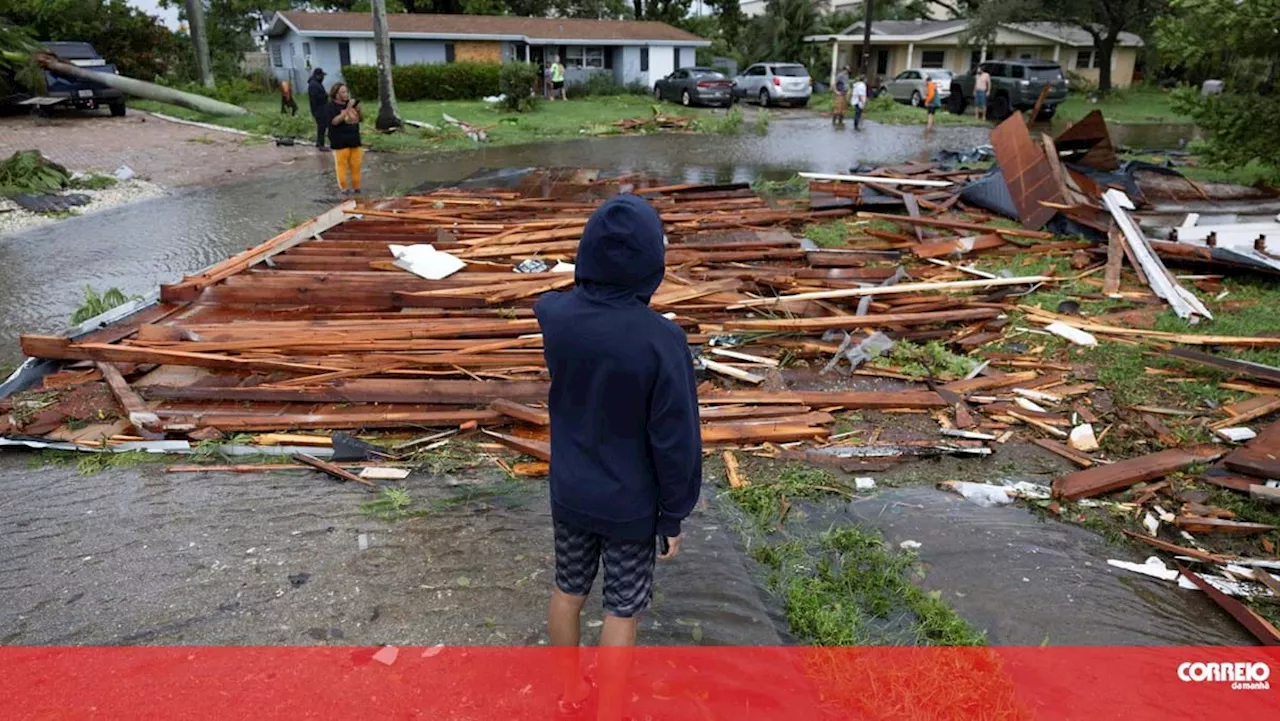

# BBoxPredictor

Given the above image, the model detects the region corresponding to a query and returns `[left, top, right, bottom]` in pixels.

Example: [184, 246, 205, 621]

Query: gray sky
[127, 0, 181, 30]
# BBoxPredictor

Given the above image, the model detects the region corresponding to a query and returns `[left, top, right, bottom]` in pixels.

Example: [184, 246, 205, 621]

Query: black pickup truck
[948, 60, 1068, 121]
[41, 41, 127, 116]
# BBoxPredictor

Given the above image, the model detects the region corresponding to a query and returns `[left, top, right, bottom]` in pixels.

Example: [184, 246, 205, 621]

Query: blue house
[264, 11, 709, 92]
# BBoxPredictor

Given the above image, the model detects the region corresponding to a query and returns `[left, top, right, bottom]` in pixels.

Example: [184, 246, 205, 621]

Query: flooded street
[1, 112, 1249, 649]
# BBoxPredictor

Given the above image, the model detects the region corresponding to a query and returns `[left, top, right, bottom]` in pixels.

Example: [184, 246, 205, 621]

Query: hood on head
[574, 194, 666, 305]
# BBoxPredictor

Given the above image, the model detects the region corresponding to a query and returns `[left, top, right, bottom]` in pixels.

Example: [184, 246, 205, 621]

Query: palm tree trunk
[35, 53, 249, 116]
[371, 0, 402, 131]
[185, 0, 216, 89]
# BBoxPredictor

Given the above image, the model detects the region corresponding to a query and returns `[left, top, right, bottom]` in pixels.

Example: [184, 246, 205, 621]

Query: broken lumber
[482, 429, 552, 462]
[292, 453, 376, 488]
[1052, 446, 1224, 501]
[723, 451, 747, 489]
[489, 398, 550, 426]
[728, 277, 1049, 309]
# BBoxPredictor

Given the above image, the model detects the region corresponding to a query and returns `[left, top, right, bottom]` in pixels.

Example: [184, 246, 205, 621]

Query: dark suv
[948, 60, 1068, 121]
[41, 42, 126, 116]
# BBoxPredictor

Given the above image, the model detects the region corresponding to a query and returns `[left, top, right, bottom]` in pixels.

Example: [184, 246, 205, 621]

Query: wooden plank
[908, 234, 1005, 259]
[702, 359, 765, 385]
[1167, 348, 1280, 387]
[723, 451, 747, 488]
[701, 423, 828, 444]
[1176, 565, 1280, 645]
[727, 277, 1049, 309]
[1031, 438, 1095, 468]
[489, 399, 550, 426]
[482, 429, 551, 461]
[1103, 226, 1124, 294]
[1052, 446, 1225, 501]
[718, 307, 1001, 332]
[1222, 420, 1280, 479]
[142, 379, 549, 405]
[1119, 530, 1232, 564]
[95, 362, 160, 433]
[855, 211, 1054, 240]
[21, 336, 341, 375]
[292, 453, 376, 488]
[1174, 516, 1278, 535]
[699, 390, 945, 409]
[1103, 190, 1212, 321]
[160, 408, 503, 432]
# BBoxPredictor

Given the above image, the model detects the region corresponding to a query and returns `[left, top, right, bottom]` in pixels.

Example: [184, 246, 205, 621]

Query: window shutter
[560, 45, 568, 65]
[445, 42, 455, 63]
[640, 47, 649, 72]
[604, 47, 613, 70]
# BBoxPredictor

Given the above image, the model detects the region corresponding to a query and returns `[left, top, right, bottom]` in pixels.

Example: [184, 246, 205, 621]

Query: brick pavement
[0, 111, 324, 188]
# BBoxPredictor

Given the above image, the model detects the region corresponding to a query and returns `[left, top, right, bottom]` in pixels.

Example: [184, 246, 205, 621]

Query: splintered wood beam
[698, 390, 945, 409]
[717, 307, 1002, 331]
[22, 335, 341, 374]
[292, 453, 377, 488]
[483, 429, 552, 461]
[855, 211, 1055, 239]
[727, 278, 1048, 309]
[142, 379, 550, 405]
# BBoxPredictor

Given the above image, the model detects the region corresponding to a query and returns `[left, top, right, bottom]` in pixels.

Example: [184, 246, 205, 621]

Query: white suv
[732, 63, 812, 108]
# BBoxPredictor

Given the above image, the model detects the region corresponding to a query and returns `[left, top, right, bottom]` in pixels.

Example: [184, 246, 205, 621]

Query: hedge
[342, 63, 501, 102]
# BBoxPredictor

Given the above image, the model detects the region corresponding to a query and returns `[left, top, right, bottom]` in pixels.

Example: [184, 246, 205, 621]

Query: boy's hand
[659, 534, 681, 560]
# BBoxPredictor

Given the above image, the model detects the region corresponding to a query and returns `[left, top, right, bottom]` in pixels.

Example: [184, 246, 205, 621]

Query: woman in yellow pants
[324, 82, 363, 195]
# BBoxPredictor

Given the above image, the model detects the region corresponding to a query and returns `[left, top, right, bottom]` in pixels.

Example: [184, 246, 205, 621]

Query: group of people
[830, 65, 992, 130]
[831, 67, 869, 129]
[278, 67, 364, 196]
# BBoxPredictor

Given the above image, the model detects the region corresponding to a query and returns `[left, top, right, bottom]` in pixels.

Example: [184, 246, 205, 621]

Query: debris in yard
[442, 113, 489, 142]
[358, 467, 411, 481]
[1052, 446, 1225, 501]
[939, 480, 1013, 507]
[723, 451, 747, 489]
[899, 540, 922, 551]
[612, 111, 695, 134]
[292, 453, 377, 489]
[1068, 424, 1099, 452]
[372, 645, 399, 665]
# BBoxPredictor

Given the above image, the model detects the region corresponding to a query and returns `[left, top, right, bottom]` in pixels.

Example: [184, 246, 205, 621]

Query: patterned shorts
[553, 520, 656, 618]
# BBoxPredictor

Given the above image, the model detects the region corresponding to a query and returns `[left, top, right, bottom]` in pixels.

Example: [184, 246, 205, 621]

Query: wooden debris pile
[613, 113, 695, 133]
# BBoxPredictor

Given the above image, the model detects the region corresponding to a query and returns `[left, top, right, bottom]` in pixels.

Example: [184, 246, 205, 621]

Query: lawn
[131, 92, 738, 153]
[1056, 86, 1190, 125]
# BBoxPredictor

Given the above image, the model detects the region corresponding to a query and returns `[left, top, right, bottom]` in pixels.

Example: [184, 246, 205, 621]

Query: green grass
[870, 340, 979, 381]
[70, 286, 137, 325]
[760, 526, 985, 646]
[802, 220, 850, 248]
[1057, 87, 1190, 125]
[1122, 152, 1280, 188]
[731, 464, 852, 526]
[132, 93, 730, 153]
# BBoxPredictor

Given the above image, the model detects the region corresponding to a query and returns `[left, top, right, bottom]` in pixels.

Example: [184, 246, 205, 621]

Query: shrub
[343, 63, 501, 102]
[1065, 70, 1098, 95]
[1171, 87, 1280, 169]
[499, 62, 540, 112]
[566, 73, 650, 98]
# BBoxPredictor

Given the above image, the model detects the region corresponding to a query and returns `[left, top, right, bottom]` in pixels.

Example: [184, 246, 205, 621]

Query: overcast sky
[127, 0, 181, 30]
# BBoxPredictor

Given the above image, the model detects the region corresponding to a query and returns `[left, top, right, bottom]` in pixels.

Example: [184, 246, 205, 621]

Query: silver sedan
[884, 68, 953, 107]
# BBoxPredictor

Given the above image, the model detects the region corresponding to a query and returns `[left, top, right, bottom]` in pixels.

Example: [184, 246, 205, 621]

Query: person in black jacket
[534, 194, 702, 717]
[307, 68, 328, 150]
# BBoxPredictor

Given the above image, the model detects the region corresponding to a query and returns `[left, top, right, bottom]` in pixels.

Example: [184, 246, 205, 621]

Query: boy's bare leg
[549, 588, 591, 702]
[597, 614, 638, 721]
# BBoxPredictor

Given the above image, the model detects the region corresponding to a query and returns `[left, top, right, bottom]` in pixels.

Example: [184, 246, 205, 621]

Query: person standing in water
[832, 66, 849, 125]
[974, 65, 992, 121]
[850, 74, 868, 130]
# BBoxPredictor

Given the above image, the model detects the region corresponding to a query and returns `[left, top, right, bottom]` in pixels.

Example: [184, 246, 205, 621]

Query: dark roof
[274, 11, 706, 44]
[842, 19, 967, 36]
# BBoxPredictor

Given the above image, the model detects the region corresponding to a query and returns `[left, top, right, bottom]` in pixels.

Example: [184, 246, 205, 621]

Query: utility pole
[861, 0, 874, 88]
[370, 0, 402, 130]
[186, 0, 215, 89]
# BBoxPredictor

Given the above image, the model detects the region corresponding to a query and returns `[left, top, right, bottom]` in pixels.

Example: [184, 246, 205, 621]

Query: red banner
[1, 646, 1276, 719]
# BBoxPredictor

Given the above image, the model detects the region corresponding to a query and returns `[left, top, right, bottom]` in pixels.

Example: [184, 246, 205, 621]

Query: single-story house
[263, 11, 709, 92]
[806, 19, 1143, 88]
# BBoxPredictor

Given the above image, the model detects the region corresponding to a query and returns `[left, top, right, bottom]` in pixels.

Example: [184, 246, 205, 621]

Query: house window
[303, 42, 311, 58]
[270, 43, 282, 68]
[969, 49, 982, 70]
[338, 41, 351, 68]
[565, 46, 605, 69]
[640, 47, 649, 72]
[1076, 50, 1101, 69]
[921, 50, 945, 69]
[875, 49, 889, 74]
[445, 42, 455, 63]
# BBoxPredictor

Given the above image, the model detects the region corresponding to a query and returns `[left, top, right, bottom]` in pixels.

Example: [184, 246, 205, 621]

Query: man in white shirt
[850, 75, 868, 130]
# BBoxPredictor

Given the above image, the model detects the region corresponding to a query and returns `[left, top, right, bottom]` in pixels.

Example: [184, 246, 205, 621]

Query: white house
[263, 11, 710, 91]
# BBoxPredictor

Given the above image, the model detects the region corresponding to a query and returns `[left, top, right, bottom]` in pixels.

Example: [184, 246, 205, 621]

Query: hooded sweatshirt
[307, 71, 327, 117]
[534, 194, 702, 542]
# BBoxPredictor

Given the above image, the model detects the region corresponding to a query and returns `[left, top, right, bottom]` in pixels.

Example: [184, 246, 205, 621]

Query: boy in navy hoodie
[534, 193, 702, 715]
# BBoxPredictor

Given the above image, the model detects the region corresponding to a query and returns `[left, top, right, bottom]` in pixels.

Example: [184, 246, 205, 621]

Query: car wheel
[653, 85, 663, 101]
[109, 102, 126, 117]
[681, 90, 691, 107]
[794, 99, 809, 108]
[990, 94, 1011, 121]
[758, 89, 770, 107]
[910, 91, 922, 107]
[947, 86, 967, 114]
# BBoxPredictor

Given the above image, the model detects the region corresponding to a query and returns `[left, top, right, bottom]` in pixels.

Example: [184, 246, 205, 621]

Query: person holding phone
[535, 194, 702, 719]
[325, 82, 363, 195]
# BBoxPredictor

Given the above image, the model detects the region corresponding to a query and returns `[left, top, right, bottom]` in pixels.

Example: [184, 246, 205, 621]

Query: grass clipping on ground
[730, 462, 985, 647]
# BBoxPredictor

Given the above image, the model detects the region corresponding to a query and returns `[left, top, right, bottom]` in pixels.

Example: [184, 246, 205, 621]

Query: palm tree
[371, 0, 403, 130]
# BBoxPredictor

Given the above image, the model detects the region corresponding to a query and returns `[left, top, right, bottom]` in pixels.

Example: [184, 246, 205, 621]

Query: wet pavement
[2, 112, 1246, 648]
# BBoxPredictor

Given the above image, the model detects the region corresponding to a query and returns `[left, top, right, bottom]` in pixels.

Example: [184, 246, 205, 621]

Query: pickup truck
[947, 60, 1068, 121]
[41, 41, 127, 117]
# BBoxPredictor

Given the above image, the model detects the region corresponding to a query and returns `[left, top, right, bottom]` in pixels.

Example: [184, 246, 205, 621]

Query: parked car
[883, 68, 953, 107]
[732, 63, 812, 108]
[948, 60, 1068, 121]
[41, 41, 126, 117]
[654, 67, 733, 108]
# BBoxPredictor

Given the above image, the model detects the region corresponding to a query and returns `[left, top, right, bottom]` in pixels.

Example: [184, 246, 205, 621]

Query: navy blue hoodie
[534, 194, 702, 542]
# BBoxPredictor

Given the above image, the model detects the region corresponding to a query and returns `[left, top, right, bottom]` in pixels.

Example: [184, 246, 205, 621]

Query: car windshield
[926, 70, 953, 80]
[1028, 66, 1064, 82]
[772, 66, 808, 77]
[690, 69, 726, 80]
